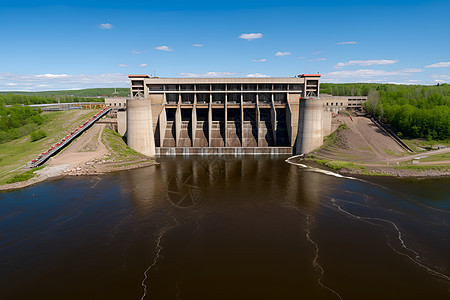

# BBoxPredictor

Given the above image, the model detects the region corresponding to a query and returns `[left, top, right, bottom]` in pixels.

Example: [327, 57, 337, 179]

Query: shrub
[6, 166, 44, 184]
[30, 129, 47, 142]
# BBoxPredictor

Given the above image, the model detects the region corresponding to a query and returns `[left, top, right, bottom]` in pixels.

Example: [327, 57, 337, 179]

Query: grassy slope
[101, 128, 145, 163]
[0, 88, 129, 97]
[0, 109, 101, 185]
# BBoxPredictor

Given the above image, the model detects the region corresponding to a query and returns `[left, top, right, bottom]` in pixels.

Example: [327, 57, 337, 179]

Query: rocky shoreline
[0, 159, 158, 192]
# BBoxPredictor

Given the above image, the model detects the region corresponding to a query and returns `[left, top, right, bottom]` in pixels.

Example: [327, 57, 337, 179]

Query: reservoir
[0, 156, 449, 299]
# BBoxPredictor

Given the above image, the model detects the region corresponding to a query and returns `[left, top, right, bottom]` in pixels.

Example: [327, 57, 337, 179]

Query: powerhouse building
[122, 74, 335, 156]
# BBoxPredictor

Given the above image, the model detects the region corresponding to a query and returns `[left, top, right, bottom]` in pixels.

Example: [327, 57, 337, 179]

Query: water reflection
[0, 156, 448, 300]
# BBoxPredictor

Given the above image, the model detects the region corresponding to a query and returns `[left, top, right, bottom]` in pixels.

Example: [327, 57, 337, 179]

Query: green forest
[321, 83, 450, 140]
[0, 94, 104, 106]
[0, 105, 45, 144]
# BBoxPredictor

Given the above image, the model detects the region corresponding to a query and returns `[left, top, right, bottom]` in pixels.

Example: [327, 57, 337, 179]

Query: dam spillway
[123, 74, 332, 156]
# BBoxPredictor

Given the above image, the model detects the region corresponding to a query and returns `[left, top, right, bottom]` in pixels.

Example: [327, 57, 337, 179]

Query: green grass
[384, 149, 404, 157]
[0, 109, 101, 185]
[418, 152, 450, 162]
[6, 166, 44, 184]
[403, 138, 450, 151]
[339, 123, 349, 130]
[318, 123, 349, 150]
[394, 164, 450, 171]
[313, 157, 392, 175]
[102, 128, 145, 162]
[315, 158, 355, 170]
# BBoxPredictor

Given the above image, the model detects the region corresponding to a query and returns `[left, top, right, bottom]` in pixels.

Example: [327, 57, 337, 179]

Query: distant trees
[0, 94, 104, 106]
[367, 90, 380, 114]
[0, 105, 46, 143]
[321, 83, 450, 140]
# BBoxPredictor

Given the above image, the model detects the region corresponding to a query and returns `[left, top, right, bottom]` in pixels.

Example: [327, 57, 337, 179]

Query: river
[0, 156, 449, 299]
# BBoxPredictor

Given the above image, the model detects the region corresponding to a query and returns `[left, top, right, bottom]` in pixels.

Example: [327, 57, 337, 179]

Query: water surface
[0, 156, 449, 299]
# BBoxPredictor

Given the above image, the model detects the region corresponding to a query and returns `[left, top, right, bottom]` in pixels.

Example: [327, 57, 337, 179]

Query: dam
[118, 74, 336, 156]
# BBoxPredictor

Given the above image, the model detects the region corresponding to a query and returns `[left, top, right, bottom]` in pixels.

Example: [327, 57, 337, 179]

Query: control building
[122, 74, 332, 156]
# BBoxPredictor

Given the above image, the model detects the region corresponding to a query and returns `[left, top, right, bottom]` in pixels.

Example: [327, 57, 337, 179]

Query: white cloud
[0, 72, 129, 91]
[178, 72, 237, 78]
[239, 33, 263, 41]
[246, 73, 270, 78]
[308, 58, 326, 62]
[335, 59, 398, 68]
[336, 41, 357, 45]
[431, 74, 450, 81]
[34, 74, 71, 78]
[424, 62, 450, 68]
[98, 23, 113, 30]
[131, 49, 143, 54]
[399, 68, 423, 73]
[275, 51, 291, 57]
[325, 69, 416, 80]
[139, 64, 147, 67]
[312, 51, 322, 55]
[252, 59, 267, 62]
[118, 64, 128, 67]
[385, 81, 424, 85]
[192, 43, 204, 47]
[154, 45, 173, 51]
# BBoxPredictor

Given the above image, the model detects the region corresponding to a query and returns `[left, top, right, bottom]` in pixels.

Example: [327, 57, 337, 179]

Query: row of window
[148, 84, 303, 92]
[325, 102, 363, 107]
[108, 103, 125, 107]
[166, 93, 288, 104]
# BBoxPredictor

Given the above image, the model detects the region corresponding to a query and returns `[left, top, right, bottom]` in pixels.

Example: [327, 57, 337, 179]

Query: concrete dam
[119, 74, 334, 156]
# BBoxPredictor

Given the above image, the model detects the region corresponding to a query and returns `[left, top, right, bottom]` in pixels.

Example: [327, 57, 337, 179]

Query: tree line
[321, 83, 450, 140]
[0, 105, 45, 144]
[0, 94, 104, 106]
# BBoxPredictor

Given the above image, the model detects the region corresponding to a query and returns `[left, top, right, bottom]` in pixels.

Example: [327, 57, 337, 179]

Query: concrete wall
[156, 147, 292, 156]
[117, 110, 127, 136]
[287, 93, 301, 146]
[126, 100, 155, 157]
[321, 110, 332, 137]
[105, 97, 128, 109]
[319, 95, 367, 112]
[296, 99, 324, 154]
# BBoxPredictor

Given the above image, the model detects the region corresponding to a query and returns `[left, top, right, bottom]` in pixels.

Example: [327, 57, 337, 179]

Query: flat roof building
[122, 74, 356, 156]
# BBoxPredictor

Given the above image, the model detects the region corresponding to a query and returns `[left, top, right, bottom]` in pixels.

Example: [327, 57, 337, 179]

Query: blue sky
[0, 0, 449, 91]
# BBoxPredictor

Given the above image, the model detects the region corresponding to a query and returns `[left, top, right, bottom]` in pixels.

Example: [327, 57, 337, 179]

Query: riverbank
[0, 124, 157, 192]
[308, 114, 450, 177]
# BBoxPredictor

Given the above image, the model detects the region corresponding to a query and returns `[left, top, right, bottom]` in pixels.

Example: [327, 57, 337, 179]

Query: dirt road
[314, 115, 450, 173]
[315, 115, 407, 163]
[49, 124, 107, 167]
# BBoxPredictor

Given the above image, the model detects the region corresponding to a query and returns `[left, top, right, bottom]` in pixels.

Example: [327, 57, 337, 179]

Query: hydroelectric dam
[117, 74, 337, 156]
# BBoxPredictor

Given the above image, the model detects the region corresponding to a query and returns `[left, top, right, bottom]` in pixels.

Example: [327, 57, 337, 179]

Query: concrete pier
[126, 100, 155, 156]
[296, 98, 327, 154]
